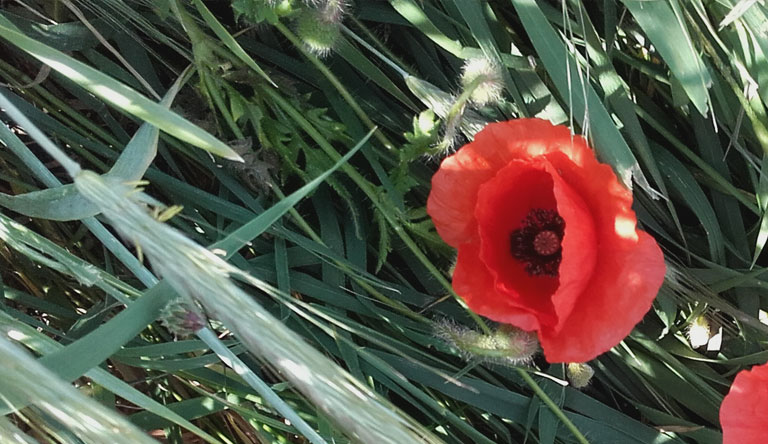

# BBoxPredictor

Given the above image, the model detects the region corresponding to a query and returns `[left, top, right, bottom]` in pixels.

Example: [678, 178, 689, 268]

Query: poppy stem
[517, 368, 590, 444]
[274, 21, 395, 151]
[262, 86, 493, 335]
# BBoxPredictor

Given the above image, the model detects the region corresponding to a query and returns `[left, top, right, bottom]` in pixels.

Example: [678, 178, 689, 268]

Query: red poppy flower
[427, 118, 665, 363]
[720, 362, 768, 443]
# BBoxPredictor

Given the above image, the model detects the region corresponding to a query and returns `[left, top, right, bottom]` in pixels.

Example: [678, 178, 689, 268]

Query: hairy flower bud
[294, 0, 347, 56]
[435, 320, 538, 365]
[160, 299, 206, 338]
[460, 57, 503, 106]
[567, 362, 595, 389]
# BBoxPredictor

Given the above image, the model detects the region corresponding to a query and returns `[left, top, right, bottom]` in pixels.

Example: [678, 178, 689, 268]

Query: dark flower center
[510, 209, 565, 277]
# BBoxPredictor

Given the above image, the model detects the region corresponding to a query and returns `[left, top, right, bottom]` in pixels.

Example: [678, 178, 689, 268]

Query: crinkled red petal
[538, 152, 665, 362]
[427, 119, 582, 248]
[453, 242, 541, 331]
[473, 158, 596, 331]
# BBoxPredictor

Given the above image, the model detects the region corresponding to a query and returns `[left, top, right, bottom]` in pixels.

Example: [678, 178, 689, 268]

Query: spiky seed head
[461, 57, 503, 106]
[435, 320, 539, 365]
[295, 0, 347, 57]
[295, 9, 341, 56]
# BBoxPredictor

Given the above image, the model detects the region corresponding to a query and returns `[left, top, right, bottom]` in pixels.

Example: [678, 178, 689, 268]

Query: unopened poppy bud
[160, 299, 206, 338]
[687, 315, 711, 349]
[460, 57, 503, 106]
[567, 362, 594, 389]
[435, 320, 538, 365]
[294, 1, 346, 56]
[315, 0, 347, 23]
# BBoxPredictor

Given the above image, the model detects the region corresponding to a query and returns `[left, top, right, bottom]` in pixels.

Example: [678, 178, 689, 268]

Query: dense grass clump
[0, 1, 766, 443]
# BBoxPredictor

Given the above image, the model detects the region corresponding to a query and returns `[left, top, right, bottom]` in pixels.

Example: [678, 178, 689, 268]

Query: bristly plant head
[160, 298, 207, 338]
[293, 0, 348, 56]
[567, 362, 595, 389]
[435, 318, 539, 365]
[460, 57, 504, 107]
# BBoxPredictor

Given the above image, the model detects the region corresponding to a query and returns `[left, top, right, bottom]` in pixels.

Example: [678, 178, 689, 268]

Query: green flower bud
[295, 5, 343, 56]
[435, 320, 538, 365]
[160, 299, 206, 338]
[567, 362, 594, 389]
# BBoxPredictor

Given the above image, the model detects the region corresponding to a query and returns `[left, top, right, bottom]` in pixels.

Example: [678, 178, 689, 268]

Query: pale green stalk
[0, 337, 158, 444]
[74, 170, 445, 444]
[196, 328, 328, 444]
[0, 416, 39, 444]
[517, 369, 590, 444]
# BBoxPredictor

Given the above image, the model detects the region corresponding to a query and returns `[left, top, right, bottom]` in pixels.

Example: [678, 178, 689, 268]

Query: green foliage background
[0, 0, 766, 443]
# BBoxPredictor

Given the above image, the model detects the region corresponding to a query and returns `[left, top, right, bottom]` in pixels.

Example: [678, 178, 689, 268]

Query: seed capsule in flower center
[533, 230, 560, 256]
[510, 209, 565, 277]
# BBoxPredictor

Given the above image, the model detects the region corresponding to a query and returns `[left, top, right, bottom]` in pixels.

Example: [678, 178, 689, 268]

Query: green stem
[274, 21, 395, 150]
[197, 328, 328, 444]
[262, 85, 491, 334]
[342, 22, 411, 78]
[516, 369, 590, 444]
[203, 72, 243, 138]
[269, 186, 430, 324]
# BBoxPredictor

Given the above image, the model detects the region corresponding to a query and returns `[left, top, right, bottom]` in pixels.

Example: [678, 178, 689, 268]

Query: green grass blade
[0, 68, 188, 220]
[510, 0, 650, 191]
[0, 14, 240, 160]
[213, 128, 374, 256]
[191, 0, 274, 86]
[622, 0, 712, 114]
[0, 336, 159, 444]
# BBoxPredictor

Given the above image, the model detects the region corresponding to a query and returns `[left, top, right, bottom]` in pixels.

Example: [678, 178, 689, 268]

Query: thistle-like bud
[566, 362, 594, 389]
[460, 57, 504, 107]
[160, 299, 206, 338]
[294, 0, 347, 56]
[687, 315, 711, 349]
[435, 320, 538, 365]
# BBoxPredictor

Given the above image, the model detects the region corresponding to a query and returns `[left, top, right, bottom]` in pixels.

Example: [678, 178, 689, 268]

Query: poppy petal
[481, 118, 593, 166]
[720, 362, 768, 444]
[473, 158, 596, 330]
[427, 128, 504, 248]
[539, 231, 664, 362]
[538, 154, 665, 362]
[453, 243, 541, 331]
[428, 118, 590, 248]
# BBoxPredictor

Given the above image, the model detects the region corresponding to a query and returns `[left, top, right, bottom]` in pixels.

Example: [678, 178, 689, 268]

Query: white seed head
[461, 57, 504, 106]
